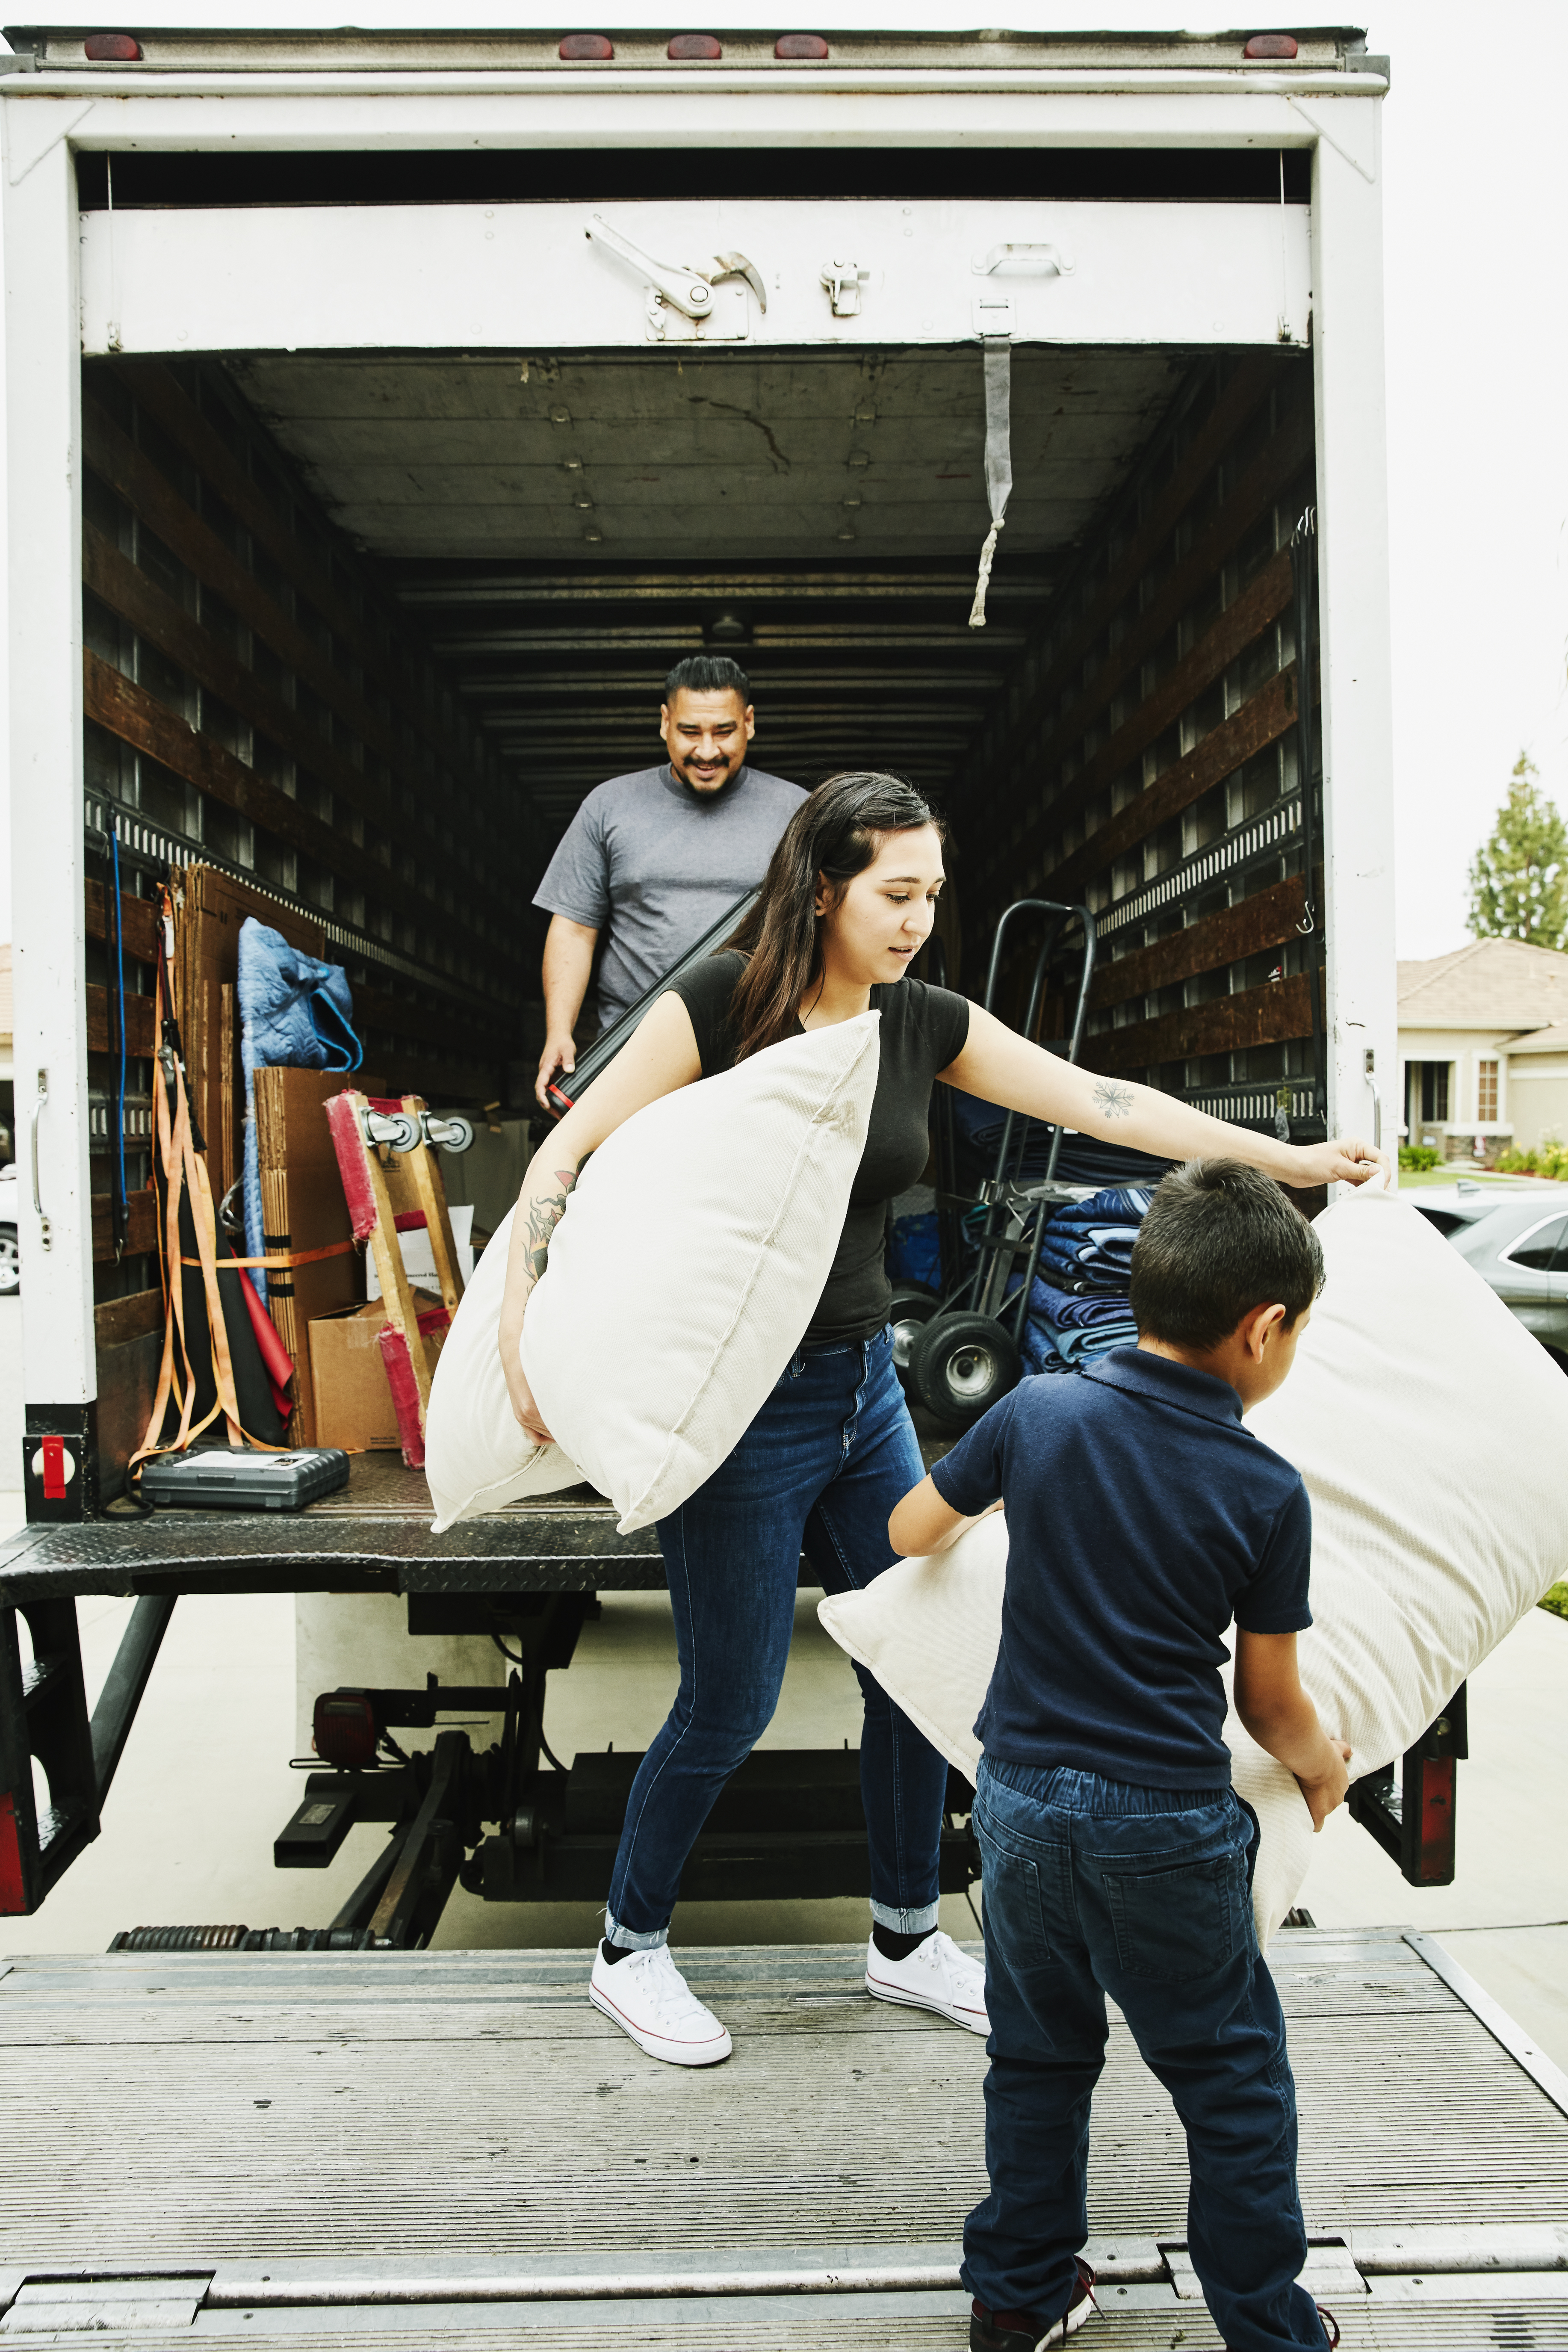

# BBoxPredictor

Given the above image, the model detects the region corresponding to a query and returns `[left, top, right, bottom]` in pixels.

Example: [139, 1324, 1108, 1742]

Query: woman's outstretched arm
[940, 1003, 1391, 1192]
[499, 991, 702, 1438]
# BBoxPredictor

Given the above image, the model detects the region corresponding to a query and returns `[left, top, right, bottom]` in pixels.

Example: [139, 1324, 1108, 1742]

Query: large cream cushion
[819, 1185, 1568, 1945]
[427, 1012, 881, 1536]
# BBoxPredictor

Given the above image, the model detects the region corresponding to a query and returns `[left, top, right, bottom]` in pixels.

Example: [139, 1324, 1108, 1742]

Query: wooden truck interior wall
[961, 351, 1323, 1135]
[80, 358, 531, 1474]
[76, 337, 1322, 1484]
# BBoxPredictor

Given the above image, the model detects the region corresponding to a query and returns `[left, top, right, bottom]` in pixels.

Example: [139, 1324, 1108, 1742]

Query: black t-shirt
[933, 1350, 1313, 1788]
[666, 951, 971, 1344]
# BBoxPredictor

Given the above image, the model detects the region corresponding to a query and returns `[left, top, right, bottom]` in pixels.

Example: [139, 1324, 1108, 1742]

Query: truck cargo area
[2, 1928, 1566, 2346]
[77, 328, 1323, 1456]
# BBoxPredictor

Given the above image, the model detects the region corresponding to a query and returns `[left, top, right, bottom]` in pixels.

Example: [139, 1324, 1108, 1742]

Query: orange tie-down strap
[180, 1241, 357, 1271]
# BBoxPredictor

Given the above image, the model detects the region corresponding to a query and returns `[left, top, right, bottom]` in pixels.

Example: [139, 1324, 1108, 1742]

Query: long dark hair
[722, 771, 945, 1062]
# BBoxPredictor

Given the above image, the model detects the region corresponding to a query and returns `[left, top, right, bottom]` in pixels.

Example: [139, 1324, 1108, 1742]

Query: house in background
[1398, 937, 1568, 1161]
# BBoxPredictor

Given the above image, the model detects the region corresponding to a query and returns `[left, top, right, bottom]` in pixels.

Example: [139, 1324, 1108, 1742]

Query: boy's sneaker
[970, 2260, 1097, 2349]
[865, 1929, 989, 2034]
[588, 1944, 732, 2067]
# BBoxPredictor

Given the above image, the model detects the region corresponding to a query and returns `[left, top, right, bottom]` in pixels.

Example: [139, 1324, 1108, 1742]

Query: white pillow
[524, 1012, 880, 1533]
[424, 1196, 590, 1531]
[426, 1011, 881, 1535]
[820, 1184, 1568, 1945]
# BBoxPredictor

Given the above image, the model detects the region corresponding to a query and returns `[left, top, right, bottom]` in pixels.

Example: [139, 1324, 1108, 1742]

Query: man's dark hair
[1128, 1158, 1324, 1351]
[664, 653, 751, 701]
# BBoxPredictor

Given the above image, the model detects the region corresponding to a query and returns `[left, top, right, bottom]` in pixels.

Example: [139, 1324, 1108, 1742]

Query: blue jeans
[964, 1758, 1328, 2352]
[605, 1326, 948, 1944]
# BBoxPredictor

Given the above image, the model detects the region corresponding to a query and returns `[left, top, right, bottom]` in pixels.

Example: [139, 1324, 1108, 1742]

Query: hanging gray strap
[969, 336, 1013, 629]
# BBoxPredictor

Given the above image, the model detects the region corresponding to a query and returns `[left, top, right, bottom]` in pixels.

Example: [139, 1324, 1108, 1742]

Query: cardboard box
[309, 1292, 449, 1451]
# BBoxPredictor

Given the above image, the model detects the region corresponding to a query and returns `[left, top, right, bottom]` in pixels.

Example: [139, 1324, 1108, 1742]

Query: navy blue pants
[963, 1758, 1329, 2351]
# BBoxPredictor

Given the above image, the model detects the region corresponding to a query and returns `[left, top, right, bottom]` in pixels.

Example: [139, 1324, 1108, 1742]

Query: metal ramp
[1, 1929, 1565, 2346]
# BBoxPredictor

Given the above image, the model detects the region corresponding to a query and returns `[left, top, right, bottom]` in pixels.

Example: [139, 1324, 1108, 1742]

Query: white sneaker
[589, 1943, 733, 2067]
[865, 1929, 989, 2034]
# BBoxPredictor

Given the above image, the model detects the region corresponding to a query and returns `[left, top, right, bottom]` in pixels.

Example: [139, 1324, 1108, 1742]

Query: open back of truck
[6, 28, 1557, 2344]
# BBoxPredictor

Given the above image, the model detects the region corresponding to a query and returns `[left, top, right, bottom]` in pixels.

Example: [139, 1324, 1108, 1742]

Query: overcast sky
[2, 0, 1562, 961]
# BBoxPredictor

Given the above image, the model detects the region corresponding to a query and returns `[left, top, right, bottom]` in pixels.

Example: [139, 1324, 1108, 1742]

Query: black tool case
[139, 1448, 351, 1512]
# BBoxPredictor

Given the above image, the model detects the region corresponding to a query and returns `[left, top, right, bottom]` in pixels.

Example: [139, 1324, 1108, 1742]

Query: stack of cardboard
[253, 1067, 367, 1446]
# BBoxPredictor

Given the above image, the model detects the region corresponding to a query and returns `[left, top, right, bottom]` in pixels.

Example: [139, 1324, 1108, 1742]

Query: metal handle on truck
[973, 242, 1075, 277]
[1364, 1048, 1382, 1150]
[30, 1067, 52, 1251]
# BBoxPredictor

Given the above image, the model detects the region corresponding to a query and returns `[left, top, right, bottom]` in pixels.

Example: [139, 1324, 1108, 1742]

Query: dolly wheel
[912, 1312, 1022, 1431]
[889, 1282, 942, 1390]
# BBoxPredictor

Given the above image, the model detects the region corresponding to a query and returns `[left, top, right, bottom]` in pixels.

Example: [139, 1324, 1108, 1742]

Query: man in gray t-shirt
[532, 655, 805, 1108]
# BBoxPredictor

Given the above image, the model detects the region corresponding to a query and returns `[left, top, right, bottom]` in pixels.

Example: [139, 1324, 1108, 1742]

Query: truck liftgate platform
[1, 1931, 1566, 2348]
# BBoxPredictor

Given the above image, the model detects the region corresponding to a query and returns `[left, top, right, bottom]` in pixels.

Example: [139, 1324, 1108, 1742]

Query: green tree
[1467, 753, 1568, 949]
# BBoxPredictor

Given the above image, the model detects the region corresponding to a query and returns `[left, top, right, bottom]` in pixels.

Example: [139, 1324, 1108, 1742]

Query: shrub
[1541, 1582, 1568, 1624]
[1497, 1141, 1568, 1180]
[1398, 1145, 1441, 1172]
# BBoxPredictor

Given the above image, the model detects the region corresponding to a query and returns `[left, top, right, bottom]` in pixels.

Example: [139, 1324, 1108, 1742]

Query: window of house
[1477, 1059, 1498, 1122]
[1419, 1062, 1451, 1123]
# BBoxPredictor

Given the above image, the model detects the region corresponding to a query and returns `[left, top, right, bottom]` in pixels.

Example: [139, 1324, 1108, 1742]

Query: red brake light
[84, 32, 143, 60]
[668, 33, 722, 59]
[558, 33, 614, 60]
[313, 1691, 379, 1772]
[775, 33, 829, 59]
[1243, 34, 1299, 59]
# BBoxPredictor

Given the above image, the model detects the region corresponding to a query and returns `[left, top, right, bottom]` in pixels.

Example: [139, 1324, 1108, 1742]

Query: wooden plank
[93, 1288, 165, 1349]
[81, 398, 507, 925]
[85, 650, 442, 938]
[1003, 547, 1296, 885]
[84, 523, 407, 846]
[85, 982, 157, 1058]
[346, 1092, 437, 1425]
[398, 1096, 465, 1311]
[982, 361, 1280, 795]
[1081, 971, 1315, 1076]
[1090, 877, 1309, 1013]
[115, 360, 502, 817]
[83, 875, 161, 964]
[992, 387, 1311, 816]
[92, 1187, 159, 1262]
[218, 981, 239, 1206]
[1044, 666, 1300, 906]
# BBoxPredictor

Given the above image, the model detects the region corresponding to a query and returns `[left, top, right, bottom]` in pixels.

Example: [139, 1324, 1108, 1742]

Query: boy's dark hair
[1128, 1158, 1325, 1351]
[664, 653, 751, 702]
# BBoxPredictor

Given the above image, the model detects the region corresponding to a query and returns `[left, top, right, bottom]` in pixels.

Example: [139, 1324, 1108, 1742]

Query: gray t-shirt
[532, 762, 806, 1032]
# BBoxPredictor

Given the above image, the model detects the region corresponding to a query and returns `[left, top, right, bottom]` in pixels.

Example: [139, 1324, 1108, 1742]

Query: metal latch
[585, 216, 766, 342]
[821, 258, 870, 317]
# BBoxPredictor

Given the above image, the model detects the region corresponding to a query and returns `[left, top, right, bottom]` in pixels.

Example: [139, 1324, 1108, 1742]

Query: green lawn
[1543, 1584, 1568, 1624]
[1397, 1166, 1549, 1190]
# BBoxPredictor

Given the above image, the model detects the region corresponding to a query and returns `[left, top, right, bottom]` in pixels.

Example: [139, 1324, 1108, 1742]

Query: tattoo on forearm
[525, 1169, 577, 1284]
[1093, 1078, 1134, 1121]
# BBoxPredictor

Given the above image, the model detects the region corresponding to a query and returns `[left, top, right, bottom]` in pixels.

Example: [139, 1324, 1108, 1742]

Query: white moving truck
[3, 36, 1568, 2351]
[0, 22, 1419, 1923]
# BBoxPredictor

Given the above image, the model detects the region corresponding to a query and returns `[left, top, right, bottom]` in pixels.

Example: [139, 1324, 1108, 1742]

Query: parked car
[1409, 1180, 1568, 1369]
[0, 1161, 16, 1294]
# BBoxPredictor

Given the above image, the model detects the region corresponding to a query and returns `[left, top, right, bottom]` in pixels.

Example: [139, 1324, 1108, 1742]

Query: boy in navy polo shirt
[889, 1160, 1352, 2352]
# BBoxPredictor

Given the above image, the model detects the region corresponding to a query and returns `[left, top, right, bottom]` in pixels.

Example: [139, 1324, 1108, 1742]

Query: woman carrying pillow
[499, 773, 1388, 2068]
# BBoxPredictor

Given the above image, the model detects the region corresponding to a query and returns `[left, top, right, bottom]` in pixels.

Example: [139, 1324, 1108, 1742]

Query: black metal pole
[91, 1594, 177, 1807]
